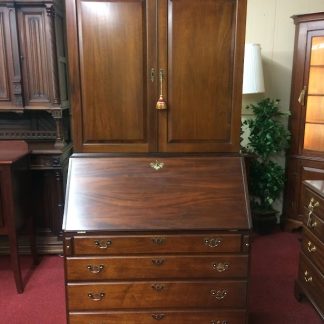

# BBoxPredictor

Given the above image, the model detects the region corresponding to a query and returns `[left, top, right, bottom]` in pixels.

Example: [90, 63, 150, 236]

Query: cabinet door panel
[0, 6, 23, 111]
[158, 0, 246, 152]
[68, 0, 156, 152]
[17, 7, 51, 107]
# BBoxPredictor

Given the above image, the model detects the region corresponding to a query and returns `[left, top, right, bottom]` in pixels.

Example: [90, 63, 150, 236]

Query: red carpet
[0, 232, 322, 323]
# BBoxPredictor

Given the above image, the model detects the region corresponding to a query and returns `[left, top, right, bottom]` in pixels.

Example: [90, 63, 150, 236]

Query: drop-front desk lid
[63, 155, 251, 232]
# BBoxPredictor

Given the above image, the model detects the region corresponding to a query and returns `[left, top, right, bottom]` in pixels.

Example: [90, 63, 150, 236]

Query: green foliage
[242, 98, 291, 212]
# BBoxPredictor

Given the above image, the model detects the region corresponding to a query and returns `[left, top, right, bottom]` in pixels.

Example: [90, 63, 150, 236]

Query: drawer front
[297, 253, 324, 314]
[303, 207, 324, 240]
[67, 281, 247, 311]
[301, 228, 324, 274]
[68, 310, 247, 324]
[304, 188, 324, 221]
[71, 234, 243, 255]
[66, 255, 248, 281]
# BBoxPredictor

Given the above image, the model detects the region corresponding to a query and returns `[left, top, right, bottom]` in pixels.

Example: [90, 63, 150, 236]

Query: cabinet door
[0, 6, 23, 111]
[17, 6, 57, 110]
[158, 0, 246, 152]
[289, 15, 324, 156]
[67, 0, 157, 153]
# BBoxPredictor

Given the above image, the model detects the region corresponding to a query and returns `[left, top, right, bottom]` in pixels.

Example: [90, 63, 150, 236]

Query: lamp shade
[243, 43, 265, 94]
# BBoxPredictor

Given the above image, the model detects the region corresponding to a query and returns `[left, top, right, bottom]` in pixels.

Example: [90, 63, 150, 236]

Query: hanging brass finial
[156, 69, 167, 110]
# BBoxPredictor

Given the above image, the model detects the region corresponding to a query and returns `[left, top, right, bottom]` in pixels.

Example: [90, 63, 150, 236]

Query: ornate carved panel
[17, 7, 51, 106]
[0, 11, 10, 101]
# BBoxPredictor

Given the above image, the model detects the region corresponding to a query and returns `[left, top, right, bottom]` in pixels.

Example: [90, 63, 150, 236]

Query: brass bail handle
[156, 69, 167, 110]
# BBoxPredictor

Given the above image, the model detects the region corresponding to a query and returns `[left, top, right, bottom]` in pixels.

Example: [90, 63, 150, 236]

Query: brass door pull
[298, 86, 307, 106]
[211, 320, 229, 324]
[87, 292, 105, 301]
[94, 240, 112, 249]
[87, 264, 104, 274]
[156, 69, 167, 110]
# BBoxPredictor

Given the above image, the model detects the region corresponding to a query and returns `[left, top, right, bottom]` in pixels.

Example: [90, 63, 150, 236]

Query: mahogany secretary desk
[63, 1, 251, 323]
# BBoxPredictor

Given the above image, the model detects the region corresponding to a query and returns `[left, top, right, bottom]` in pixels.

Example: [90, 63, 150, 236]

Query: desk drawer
[297, 253, 324, 314]
[304, 188, 324, 221]
[71, 234, 243, 255]
[67, 281, 247, 311]
[301, 228, 324, 274]
[69, 310, 246, 324]
[66, 255, 248, 280]
[303, 207, 324, 240]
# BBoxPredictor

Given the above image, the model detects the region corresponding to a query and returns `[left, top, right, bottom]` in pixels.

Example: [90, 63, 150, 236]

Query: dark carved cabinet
[0, 0, 70, 253]
[284, 12, 324, 230]
[67, 0, 246, 153]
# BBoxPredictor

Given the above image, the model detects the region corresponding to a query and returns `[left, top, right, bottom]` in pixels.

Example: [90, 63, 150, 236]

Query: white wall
[243, 0, 324, 114]
[242, 1, 324, 215]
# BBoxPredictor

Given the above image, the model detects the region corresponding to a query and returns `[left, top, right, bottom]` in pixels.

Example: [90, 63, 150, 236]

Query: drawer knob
[204, 238, 222, 248]
[152, 313, 165, 320]
[94, 240, 112, 249]
[304, 270, 313, 283]
[87, 264, 105, 274]
[308, 198, 319, 211]
[152, 259, 165, 266]
[211, 321, 228, 324]
[152, 237, 166, 245]
[210, 289, 228, 300]
[87, 292, 105, 301]
[307, 241, 317, 253]
[212, 262, 229, 272]
[151, 283, 165, 292]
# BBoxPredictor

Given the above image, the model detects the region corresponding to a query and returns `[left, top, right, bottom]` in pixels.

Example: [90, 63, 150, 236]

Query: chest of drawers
[295, 180, 324, 320]
[63, 155, 251, 323]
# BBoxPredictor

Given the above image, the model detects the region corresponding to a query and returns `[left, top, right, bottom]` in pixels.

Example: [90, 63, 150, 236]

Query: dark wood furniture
[284, 12, 324, 230]
[295, 180, 324, 320]
[66, 0, 246, 153]
[63, 155, 251, 323]
[0, 140, 37, 293]
[0, 0, 71, 253]
[64, 0, 250, 322]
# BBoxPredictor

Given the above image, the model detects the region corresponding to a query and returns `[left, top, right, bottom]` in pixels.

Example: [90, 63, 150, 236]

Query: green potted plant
[242, 98, 290, 234]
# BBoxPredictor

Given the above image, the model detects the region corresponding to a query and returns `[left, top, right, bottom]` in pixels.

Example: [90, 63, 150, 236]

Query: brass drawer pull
[152, 313, 165, 320]
[150, 160, 164, 171]
[211, 321, 228, 324]
[87, 264, 104, 274]
[204, 238, 222, 248]
[304, 270, 313, 283]
[151, 283, 165, 292]
[308, 197, 319, 211]
[212, 262, 229, 272]
[152, 237, 166, 245]
[310, 220, 317, 228]
[94, 240, 112, 249]
[210, 289, 228, 300]
[152, 259, 165, 266]
[87, 292, 105, 301]
[307, 241, 317, 253]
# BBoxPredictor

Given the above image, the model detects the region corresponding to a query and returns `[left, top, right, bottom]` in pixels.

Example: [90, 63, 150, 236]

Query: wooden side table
[0, 141, 38, 293]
